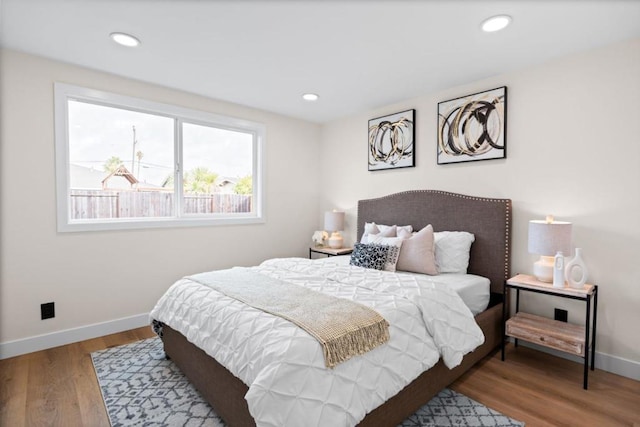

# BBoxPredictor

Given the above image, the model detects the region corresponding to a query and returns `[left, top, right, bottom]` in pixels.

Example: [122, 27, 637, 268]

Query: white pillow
[397, 227, 413, 239]
[364, 234, 404, 272]
[433, 231, 475, 274]
[363, 222, 380, 236]
[360, 222, 396, 243]
[389, 224, 413, 236]
[396, 224, 438, 275]
[360, 222, 413, 242]
[378, 224, 412, 235]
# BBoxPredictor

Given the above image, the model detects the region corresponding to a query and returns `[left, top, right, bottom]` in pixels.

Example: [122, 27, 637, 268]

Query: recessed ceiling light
[481, 15, 512, 32]
[110, 32, 141, 47]
[302, 93, 319, 101]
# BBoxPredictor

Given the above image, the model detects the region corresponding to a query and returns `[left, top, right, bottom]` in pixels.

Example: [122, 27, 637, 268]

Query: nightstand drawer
[506, 312, 585, 356]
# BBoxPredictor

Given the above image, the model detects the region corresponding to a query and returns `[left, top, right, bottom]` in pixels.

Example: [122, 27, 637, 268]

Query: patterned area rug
[91, 338, 524, 427]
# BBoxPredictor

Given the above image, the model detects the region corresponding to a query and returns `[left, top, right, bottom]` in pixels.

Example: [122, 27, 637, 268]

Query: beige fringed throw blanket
[188, 267, 389, 368]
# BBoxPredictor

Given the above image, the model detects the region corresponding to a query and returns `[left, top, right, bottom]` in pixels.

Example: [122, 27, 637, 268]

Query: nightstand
[501, 273, 598, 389]
[309, 246, 353, 259]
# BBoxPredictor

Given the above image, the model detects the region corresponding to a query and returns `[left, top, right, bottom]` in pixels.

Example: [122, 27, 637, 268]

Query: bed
[151, 189, 512, 427]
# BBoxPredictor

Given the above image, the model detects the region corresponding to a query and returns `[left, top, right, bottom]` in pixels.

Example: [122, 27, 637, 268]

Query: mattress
[316, 256, 490, 315]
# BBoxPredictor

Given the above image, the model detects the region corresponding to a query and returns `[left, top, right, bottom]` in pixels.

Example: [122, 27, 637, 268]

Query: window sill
[57, 215, 266, 233]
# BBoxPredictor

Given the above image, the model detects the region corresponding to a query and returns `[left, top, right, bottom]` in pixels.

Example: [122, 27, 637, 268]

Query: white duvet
[150, 257, 485, 427]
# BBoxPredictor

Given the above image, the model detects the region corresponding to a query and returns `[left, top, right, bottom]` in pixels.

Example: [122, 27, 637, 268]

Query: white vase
[553, 251, 565, 288]
[565, 248, 588, 289]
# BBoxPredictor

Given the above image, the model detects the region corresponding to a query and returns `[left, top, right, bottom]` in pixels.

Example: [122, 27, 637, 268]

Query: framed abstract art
[437, 86, 507, 164]
[368, 109, 415, 171]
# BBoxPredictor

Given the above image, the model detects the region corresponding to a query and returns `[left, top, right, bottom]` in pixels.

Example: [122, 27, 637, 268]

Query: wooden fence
[70, 190, 252, 219]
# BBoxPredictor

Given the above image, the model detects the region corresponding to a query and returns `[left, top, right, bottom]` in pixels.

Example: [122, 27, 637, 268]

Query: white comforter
[150, 257, 484, 427]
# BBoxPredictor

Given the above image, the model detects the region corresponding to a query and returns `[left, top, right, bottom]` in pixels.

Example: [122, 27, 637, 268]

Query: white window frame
[54, 83, 265, 232]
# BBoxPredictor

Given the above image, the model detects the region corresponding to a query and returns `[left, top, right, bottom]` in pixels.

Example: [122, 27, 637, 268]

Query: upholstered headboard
[357, 190, 511, 295]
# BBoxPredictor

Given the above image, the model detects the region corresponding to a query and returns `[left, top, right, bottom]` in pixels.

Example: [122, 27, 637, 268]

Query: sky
[68, 100, 253, 187]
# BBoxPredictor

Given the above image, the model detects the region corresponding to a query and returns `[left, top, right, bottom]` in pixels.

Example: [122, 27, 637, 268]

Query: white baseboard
[0, 313, 150, 360]
[3, 317, 638, 383]
[510, 339, 640, 382]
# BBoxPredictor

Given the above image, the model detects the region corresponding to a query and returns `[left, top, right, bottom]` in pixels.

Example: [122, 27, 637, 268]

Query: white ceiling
[2, 1, 640, 123]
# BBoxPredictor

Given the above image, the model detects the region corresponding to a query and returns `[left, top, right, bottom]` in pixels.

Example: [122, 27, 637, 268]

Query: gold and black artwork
[368, 109, 415, 171]
[437, 86, 507, 164]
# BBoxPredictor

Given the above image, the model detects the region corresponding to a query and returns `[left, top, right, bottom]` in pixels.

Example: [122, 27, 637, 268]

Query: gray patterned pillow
[364, 235, 404, 272]
[350, 243, 390, 270]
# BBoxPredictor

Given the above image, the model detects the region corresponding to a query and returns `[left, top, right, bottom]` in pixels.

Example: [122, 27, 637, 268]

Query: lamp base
[328, 232, 343, 249]
[533, 256, 554, 283]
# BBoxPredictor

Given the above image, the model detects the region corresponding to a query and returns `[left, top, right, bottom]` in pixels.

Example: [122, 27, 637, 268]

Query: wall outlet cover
[41, 302, 55, 320]
[554, 308, 568, 322]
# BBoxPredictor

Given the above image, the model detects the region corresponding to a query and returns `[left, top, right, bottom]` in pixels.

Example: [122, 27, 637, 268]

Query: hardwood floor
[1, 327, 639, 426]
[0, 327, 155, 427]
[453, 345, 640, 427]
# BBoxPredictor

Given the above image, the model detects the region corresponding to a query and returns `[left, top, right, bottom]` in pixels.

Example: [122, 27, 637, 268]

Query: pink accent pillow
[396, 224, 438, 275]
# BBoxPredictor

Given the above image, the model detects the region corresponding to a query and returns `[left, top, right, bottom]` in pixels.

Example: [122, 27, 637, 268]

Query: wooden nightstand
[501, 273, 598, 389]
[309, 246, 353, 259]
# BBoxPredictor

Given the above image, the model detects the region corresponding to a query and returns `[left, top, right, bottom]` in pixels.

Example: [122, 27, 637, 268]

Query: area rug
[91, 337, 524, 427]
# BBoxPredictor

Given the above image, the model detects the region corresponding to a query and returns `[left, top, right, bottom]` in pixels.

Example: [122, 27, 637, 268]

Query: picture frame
[437, 86, 507, 165]
[368, 109, 415, 171]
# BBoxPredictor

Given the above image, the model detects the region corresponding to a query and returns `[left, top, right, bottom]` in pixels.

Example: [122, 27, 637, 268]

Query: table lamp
[324, 210, 345, 249]
[528, 215, 572, 283]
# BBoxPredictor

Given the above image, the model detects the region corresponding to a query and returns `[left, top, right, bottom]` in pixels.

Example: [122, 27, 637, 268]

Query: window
[55, 83, 265, 232]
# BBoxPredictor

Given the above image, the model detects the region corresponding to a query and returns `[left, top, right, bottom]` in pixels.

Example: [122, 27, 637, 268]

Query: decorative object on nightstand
[311, 230, 328, 248]
[324, 210, 345, 249]
[553, 251, 565, 288]
[528, 215, 572, 283]
[566, 247, 589, 289]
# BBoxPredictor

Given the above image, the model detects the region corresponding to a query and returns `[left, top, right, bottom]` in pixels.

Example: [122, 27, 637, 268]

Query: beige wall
[319, 38, 640, 366]
[0, 50, 321, 344]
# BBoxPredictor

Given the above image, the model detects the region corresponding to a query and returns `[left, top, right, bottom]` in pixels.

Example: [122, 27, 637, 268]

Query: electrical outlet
[41, 302, 55, 320]
[554, 308, 568, 322]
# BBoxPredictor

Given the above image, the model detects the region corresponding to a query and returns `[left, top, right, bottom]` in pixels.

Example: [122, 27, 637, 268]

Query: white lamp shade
[324, 211, 345, 232]
[528, 220, 572, 256]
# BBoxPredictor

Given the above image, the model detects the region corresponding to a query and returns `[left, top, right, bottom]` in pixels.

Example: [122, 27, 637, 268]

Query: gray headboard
[357, 190, 511, 295]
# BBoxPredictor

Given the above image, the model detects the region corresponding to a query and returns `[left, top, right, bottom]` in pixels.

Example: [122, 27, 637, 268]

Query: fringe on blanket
[322, 319, 390, 368]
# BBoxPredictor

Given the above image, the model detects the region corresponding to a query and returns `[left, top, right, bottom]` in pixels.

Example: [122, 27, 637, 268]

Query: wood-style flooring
[1, 327, 638, 426]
